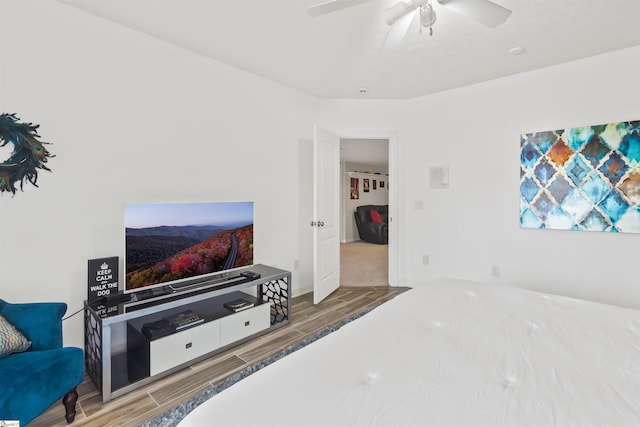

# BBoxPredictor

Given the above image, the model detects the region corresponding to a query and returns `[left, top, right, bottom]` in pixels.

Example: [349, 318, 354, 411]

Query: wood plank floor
[31, 286, 410, 427]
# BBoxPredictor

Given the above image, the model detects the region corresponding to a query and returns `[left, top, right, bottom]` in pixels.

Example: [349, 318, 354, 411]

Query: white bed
[179, 278, 640, 426]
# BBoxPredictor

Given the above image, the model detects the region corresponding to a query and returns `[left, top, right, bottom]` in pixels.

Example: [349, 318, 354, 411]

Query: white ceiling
[59, 0, 640, 100]
[56, 0, 638, 168]
[341, 138, 389, 167]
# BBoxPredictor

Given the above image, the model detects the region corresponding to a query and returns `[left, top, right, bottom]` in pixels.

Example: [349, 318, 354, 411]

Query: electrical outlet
[423, 255, 430, 266]
[491, 265, 500, 277]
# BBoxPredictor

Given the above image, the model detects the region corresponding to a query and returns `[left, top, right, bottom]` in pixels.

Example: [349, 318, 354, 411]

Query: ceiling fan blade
[437, 0, 512, 28]
[307, 0, 372, 17]
[382, 10, 416, 52]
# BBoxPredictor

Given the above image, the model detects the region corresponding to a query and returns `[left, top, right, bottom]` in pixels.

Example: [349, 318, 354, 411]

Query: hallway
[340, 241, 388, 287]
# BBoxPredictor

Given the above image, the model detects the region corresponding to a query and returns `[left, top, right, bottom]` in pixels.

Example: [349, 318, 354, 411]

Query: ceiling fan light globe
[420, 4, 436, 27]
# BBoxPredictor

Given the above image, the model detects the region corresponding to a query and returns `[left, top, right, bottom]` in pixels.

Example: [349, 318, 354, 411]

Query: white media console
[84, 264, 290, 402]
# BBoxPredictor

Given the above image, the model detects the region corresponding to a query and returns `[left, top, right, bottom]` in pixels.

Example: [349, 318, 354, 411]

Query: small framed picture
[350, 177, 359, 199]
[380, 181, 385, 188]
[363, 179, 370, 192]
[373, 180, 377, 190]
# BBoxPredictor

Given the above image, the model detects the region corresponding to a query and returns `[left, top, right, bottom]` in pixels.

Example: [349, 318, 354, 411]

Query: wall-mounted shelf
[346, 171, 388, 177]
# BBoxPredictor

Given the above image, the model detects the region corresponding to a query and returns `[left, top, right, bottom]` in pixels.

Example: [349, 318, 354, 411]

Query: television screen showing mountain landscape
[125, 201, 253, 291]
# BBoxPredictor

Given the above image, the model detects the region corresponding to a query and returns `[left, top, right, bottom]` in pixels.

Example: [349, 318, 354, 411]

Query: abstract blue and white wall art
[520, 120, 640, 233]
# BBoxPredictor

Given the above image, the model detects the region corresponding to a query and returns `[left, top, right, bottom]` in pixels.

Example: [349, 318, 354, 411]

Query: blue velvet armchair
[0, 298, 84, 425]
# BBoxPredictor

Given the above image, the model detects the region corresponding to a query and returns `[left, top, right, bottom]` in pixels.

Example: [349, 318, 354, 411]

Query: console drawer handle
[245, 321, 250, 327]
[185, 342, 192, 349]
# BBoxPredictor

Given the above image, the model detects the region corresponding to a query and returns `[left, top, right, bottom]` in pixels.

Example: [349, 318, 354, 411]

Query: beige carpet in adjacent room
[340, 241, 388, 287]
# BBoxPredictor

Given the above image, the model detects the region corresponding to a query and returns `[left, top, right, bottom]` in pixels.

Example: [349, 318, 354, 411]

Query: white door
[313, 126, 341, 304]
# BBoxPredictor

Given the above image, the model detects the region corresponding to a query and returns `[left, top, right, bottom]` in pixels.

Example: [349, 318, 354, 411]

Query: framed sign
[87, 257, 119, 302]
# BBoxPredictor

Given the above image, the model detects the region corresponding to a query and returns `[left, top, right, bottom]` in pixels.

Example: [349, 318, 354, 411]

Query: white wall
[297, 139, 314, 295]
[319, 46, 640, 309]
[0, 1, 316, 347]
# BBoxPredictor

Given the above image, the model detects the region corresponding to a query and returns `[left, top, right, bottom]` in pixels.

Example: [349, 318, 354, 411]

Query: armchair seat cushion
[0, 347, 84, 424]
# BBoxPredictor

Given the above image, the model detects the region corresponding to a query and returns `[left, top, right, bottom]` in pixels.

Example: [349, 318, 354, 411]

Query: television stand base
[84, 264, 291, 402]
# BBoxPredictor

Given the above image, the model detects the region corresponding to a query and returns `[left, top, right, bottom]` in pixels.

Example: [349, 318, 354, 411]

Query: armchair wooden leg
[62, 387, 79, 423]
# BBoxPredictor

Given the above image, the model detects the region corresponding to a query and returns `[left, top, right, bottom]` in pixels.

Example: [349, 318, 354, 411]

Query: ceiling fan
[308, 0, 512, 42]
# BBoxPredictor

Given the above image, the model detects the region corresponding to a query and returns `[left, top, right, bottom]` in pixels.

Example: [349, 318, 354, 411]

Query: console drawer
[220, 303, 270, 346]
[149, 319, 221, 376]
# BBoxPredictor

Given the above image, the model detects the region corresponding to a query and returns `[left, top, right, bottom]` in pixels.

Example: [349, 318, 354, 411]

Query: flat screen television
[124, 201, 254, 293]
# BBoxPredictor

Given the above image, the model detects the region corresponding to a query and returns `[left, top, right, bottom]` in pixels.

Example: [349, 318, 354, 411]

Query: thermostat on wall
[429, 165, 449, 189]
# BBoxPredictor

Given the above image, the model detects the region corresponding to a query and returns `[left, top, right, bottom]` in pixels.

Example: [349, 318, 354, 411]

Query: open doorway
[339, 138, 389, 287]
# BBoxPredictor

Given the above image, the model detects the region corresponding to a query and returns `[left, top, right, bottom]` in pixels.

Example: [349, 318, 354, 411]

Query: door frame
[316, 129, 399, 286]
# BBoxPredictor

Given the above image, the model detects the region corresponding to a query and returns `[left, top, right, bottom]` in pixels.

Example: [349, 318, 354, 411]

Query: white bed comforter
[179, 278, 640, 426]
